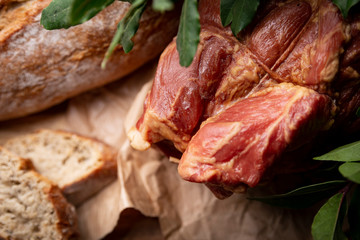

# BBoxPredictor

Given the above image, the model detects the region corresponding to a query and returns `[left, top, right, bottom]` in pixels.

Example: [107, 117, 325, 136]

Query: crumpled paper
[0, 60, 316, 240]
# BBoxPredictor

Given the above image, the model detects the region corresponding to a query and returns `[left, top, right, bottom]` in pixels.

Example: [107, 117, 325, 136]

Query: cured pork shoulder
[129, 0, 360, 197]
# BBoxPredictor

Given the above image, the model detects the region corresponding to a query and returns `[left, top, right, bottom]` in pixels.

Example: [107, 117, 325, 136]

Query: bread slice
[0, 147, 78, 240]
[4, 129, 117, 206]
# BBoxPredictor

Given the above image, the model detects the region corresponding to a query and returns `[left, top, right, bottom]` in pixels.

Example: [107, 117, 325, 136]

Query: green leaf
[176, 0, 200, 67]
[220, 0, 235, 27]
[248, 180, 347, 209]
[102, 0, 147, 68]
[348, 185, 360, 240]
[339, 162, 360, 183]
[40, 0, 116, 29]
[230, 0, 259, 35]
[220, 0, 260, 34]
[314, 141, 360, 162]
[332, 0, 360, 18]
[311, 192, 348, 240]
[40, 0, 74, 29]
[152, 0, 175, 12]
[119, 0, 147, 52]
[356, 107, 360, 117]
[69, 0, 115, 25]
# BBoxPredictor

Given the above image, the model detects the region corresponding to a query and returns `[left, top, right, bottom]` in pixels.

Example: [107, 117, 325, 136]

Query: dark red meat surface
[129, 0, 360, 197]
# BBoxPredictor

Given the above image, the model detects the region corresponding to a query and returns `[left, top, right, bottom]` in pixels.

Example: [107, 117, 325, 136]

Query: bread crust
[0, 0, 180, 121]
[51, 129, 118, 206]
[47, 185, 79, 239]
[0, 147, 78, 240]
[4, 129, 119, 206]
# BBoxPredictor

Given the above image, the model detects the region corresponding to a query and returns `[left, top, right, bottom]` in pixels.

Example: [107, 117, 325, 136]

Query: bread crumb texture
[4, 129, 117, 205]
[0, 147, 78, 240]
[5, 129, 111, 188]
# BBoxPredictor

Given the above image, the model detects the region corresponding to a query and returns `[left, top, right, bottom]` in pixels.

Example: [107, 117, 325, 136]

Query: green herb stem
[102, 0, 147, 68]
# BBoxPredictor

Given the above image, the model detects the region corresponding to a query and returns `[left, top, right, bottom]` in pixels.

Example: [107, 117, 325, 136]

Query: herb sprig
[311, 142, 360, 240]
[41, 0, 360, 67]
[40, 0, 175, 67]
[39, 0, 260, 67]
[102, 0, 148, 68]
[249, 141, 360, 240]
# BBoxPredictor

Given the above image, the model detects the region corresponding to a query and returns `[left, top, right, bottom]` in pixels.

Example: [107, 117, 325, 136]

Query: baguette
[4, 129, 117, 206]
[0, 146, 78, 240]
[0, 0, 180, 121]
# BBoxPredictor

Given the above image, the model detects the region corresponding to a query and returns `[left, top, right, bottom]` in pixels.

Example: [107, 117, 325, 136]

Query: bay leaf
[314, 141, 360, 162]
[69, 0, 115, 25]
[152, 0, 175, 12]
[339, 162, 360, 184]
[230, 0, 259, 35]
[220, 0, 235, 27]
[40, 0, 73, 29]
[348, 185, 360, 240]
[332, 0, 360, 18]
[176, 0, 200, 67]
[248, 180, 346, 209]
[311, 192, 347, 240]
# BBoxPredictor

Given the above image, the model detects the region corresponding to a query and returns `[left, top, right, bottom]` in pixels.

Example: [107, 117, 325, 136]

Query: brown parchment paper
[0, 60, 316, 240]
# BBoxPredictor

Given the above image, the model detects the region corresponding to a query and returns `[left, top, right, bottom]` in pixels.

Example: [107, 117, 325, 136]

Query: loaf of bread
[0, 146, 78, 240]
[0, 0, 180, 121]
[4, 129, 117, 206]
